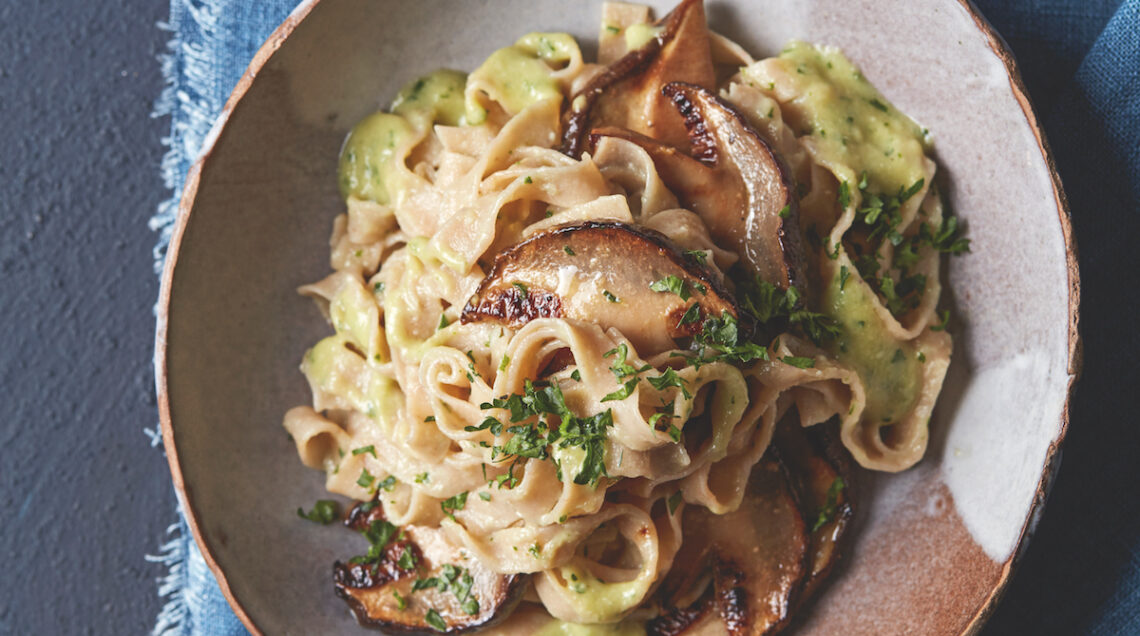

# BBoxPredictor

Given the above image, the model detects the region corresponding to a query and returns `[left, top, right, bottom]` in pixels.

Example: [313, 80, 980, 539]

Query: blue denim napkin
[149, 0, 1140, 633]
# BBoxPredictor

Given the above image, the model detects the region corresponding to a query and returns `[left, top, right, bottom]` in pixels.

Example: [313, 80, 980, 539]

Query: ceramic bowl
[156, 0, 1079, 633]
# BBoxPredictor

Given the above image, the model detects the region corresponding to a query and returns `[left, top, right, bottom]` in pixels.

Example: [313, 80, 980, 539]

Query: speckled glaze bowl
[156, 0, 1080, 633]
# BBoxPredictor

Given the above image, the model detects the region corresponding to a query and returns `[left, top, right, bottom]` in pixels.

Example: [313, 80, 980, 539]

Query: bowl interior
[159, 0, 1076, 633]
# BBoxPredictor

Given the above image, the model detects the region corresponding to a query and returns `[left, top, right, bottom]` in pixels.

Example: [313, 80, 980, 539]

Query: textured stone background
[0, 0, 1128, 634]
[0, 1, 170, 633]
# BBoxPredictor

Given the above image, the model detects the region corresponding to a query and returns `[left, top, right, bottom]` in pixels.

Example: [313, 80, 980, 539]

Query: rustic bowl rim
[154, 1, 1081, 633]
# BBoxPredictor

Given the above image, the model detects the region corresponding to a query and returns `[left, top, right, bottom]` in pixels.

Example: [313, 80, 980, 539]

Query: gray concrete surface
[0, 0, 171, 633]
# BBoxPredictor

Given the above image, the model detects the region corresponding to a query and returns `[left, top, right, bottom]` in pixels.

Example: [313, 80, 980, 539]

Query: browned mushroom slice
[590, 83, 806, 292]
[650, 453, 810, 635]
[773, 421, 855, 605]
[460, 221, 736, 356]
[562, 0, 715, 158]
[334, 503, 527, 634]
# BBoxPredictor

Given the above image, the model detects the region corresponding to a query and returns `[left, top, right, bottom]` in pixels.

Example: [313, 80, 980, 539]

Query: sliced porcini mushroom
[773, 420, 855, 605]
[334, 502, 527, 634]
[562, 0, 715, 158]
[649, 453, 810, 635]
[589, 83, 806, 292]
[460, 221, 736, 355]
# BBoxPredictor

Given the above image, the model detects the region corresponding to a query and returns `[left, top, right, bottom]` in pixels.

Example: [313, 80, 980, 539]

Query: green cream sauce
[535, 618, 645, 636]
[623, 23, 661, 51]
[338, 69, 468, 203]
[773, 41, 927, 194]
[465, 32, 577, 124]
[826, 275, 918, 423]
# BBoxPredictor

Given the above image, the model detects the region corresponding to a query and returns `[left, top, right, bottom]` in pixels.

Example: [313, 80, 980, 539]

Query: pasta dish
[284, 1, 967, 633]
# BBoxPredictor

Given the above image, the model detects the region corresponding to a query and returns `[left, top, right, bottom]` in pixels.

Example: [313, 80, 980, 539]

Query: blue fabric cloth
[150, 0, 1140, 633]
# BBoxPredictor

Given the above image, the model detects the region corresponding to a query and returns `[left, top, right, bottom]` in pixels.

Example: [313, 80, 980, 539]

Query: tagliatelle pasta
[285, 1, 966, 633]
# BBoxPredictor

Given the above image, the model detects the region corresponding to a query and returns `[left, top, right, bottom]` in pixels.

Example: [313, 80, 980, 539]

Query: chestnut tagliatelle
[285, 0, 966, 633]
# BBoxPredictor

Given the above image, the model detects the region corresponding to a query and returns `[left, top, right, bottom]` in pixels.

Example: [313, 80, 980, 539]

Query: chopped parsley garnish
[512, 281, 528, 296]
[563, 245, 575, 256]
[478, 491, 492, 502]
[570, 369, 582, 382]
[868, 98, 889, 112]
[352, 445, 377, 457]
[378, 475, 398, 492]
[528, 543, 542, 558]
[781, 356, 816, 369]
[778, 204, 791, 219]
[349, 518, 398, 565]
[437, 313, 450, 330]
[677, 302, 701, 327]
[647, 367, 692, 399]
[812, 476, 846, 531]
[734, 277, 839, 346]
[499, 355, 510, 372]
[440, 492, 468, 521]
[397, 544, 418, 570]
[477, 380, 614, 487]
[296, 499, 338, 524]
[602, 377, 640, 402]
[357, 469, 376, 489]
[414, 472, 429, 484]
[649, 275, 690, 300]
[393, 590, 407, 610]
[839, 265, 850, 291]
[930, 309, 951, 331]
[523, 175, 533, 184]
[602, 289, 619, 303]
[684, 249, 708, 264]
[424, 608, 447, 632]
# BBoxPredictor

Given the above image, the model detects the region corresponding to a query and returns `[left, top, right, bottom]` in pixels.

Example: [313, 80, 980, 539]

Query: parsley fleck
[781, 355, 815, 369]
[684, 249, 708, 264]
[352, 445, 377, 458]
[424, 415, 436, 423]
[393, 590, 407, 610]
[602, 377, 639, 402]
[512, 281, 528, 296]
[602, 289, 619, 303]
[930, 309, 951, 331]
[378, 475, 398, 492]
[647, 367, 692, 399]
[812, 476, 846, 531]
[357, 469, 376, 489]
[839, 265, 850, 291]
[437, 313, 450, 330]
[649, 275, 690, 300]
[397, 544, 418, 570]
[479, 491, 491, 502]
[838, 180, 851, 209]
[563, 245, 575, 256]
[528, 543, 542, 558]
[778, 204, 791, 219]
[869, 98, 889, 112]
[523, 175, 533, 184]
[677, 302, 701, 327]
[499, 355, 510, 372]
[296, 499, 338, 524]
[425, 609, 447, 632]
[440, 492, 468, 521]
[570, 369, 582, 382]
[414, 472, 430, 484]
